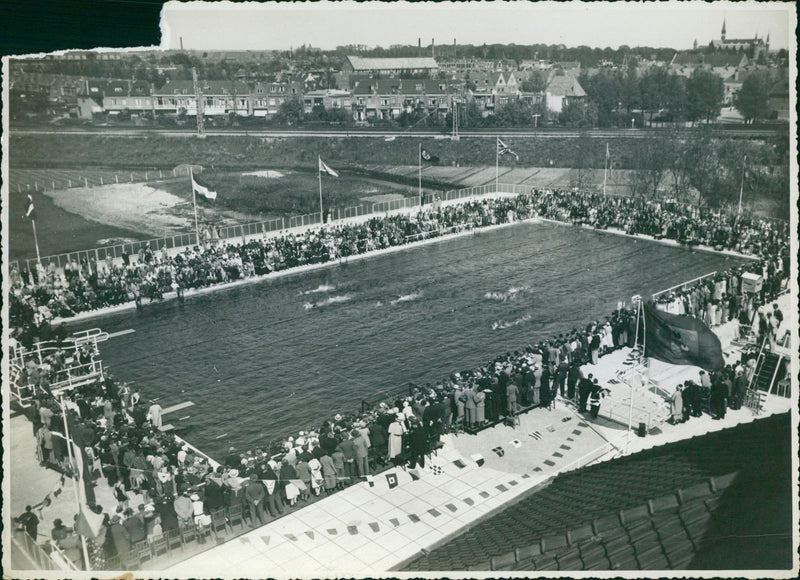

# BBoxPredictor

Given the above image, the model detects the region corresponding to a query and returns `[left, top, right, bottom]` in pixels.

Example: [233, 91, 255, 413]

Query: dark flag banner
[643, 301, 724, 371]
[421, 149, 439, 164]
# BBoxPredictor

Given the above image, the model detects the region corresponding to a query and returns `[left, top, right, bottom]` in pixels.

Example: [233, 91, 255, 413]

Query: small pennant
[389, 518, 400, 527]
[305, 531, 315, 540]
[327, 528, 338, 535]
[492, 446, 505, 457]
[408, 514, 420, 523]
[409, 469, 421, 481]
[479, 491, 490, 498]
[369, 522, 380, 532]
[453, 459, 467, 469]
[546, 424, 555, 432]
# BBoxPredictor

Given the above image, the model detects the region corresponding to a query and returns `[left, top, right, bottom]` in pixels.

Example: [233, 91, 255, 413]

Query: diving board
[161, 401, 195, 415]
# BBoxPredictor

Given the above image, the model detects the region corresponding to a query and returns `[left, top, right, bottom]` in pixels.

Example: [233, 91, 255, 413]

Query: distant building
[544, 70, 586, 114]
[302, 89, 353, 115]
[341, 56, 439, 80]
[669, 52, 749, 78]
[710, 20, 769, 60]
[153, 79, 252, 117]
[350, 78, 452, 122]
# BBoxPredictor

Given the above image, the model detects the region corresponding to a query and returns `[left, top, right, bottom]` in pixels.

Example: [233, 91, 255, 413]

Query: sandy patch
[44, 183, 196, 236]
[242, 170, 286, 179]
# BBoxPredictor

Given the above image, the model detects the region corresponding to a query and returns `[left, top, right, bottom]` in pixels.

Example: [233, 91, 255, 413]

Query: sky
[162, 1, 794, 53]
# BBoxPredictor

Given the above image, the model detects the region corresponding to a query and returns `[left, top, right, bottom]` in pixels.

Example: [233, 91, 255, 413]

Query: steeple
[721, 19, 726, 40]
[693, 39, 698, 50]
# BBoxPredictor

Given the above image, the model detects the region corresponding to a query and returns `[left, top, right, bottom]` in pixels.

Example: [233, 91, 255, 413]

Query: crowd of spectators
[9, 188, 789, 349]
[9, 190, 790, 570]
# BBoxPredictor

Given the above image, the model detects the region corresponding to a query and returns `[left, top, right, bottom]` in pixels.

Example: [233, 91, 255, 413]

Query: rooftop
[345, 56, 439, 71]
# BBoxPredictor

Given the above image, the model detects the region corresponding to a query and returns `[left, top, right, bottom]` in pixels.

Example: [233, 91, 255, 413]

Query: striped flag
[24, 195, 36, 220]
[318, 157, 339, 177]
[497, 138, 519, 160]
[191, 172, 217, 201]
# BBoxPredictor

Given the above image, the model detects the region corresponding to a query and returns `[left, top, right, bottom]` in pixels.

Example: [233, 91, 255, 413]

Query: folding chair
[210, 508, 229, 539]
[179, 523, 197, 547]
[196, 519, 213, 544]
[132, 539, 152, 569]
[227, 504, 245, 531]
[166, 528, 183, 553]
[150, 533, 169, 559]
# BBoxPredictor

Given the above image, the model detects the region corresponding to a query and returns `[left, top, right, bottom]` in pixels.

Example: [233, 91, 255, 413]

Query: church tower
[721, 19, 727, 41]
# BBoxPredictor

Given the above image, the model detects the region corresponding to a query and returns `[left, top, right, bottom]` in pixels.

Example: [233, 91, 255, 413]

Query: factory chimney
[431, 38, 435, 59]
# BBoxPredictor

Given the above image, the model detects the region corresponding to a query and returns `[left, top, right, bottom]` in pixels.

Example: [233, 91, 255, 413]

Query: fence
[10, 181, 515, 274]
[8, 166, 200, 196]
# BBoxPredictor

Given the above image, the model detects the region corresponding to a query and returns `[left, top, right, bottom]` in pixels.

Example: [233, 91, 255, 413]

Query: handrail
[652, 271, 717, 299]
[49, 360, 104, 394]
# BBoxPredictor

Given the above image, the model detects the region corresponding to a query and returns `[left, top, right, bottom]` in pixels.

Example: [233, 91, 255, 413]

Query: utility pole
[192, 67, 205, 138]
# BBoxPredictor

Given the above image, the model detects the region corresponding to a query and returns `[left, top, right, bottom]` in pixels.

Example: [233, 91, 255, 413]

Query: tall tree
[734, 73, 770, 124]
[685, 69, 724, 124]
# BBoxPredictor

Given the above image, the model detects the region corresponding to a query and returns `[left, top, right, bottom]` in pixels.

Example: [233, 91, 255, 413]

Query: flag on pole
[421, 149, 439, 164]
[497, 138, 519, 160]
[318, 157, 339, 177]
[24, 194, 36, 220]
[643, 301, 724, 371]
[191, 173, 217, 201]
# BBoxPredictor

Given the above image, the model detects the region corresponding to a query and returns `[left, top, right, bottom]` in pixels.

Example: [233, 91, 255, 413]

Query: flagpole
[318, 156, 324, 225]
[603, 142, 609, 197]
[736, 155, 746, 223]
[418, 143, 422, 200]
[190, 168, 200, 246]
[495, 136, 499, 193]
[31, 219, 42, 266]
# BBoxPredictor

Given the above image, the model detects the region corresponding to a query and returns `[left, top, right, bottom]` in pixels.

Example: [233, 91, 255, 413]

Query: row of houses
[71, 67, 586, 122]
